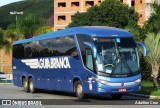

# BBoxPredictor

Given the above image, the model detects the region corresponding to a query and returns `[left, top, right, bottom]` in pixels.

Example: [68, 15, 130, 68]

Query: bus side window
[85, 49, 93, 71]
[63, 36, 79, 59]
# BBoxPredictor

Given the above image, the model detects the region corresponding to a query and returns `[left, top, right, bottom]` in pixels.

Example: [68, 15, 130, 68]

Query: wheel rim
[23, 80, 27, 90]
[77, 84, 82, 96]
[29, 81, 33, 91]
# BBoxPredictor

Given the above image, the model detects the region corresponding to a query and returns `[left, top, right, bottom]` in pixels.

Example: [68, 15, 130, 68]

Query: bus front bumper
[96, 82, 141, 94]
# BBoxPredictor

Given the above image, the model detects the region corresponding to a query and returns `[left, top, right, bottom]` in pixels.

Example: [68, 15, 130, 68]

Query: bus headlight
[134, 78, 141, 83]
[94, 78, 110, 85]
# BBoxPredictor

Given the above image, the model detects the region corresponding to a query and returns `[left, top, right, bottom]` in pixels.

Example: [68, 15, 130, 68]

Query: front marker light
[134, 78, 141, 83]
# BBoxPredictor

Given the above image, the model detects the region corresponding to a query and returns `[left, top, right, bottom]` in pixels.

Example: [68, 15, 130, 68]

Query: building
[0, 49, 12, 74]
[54, 0, 160, 31]
[54, 0, 104, 31]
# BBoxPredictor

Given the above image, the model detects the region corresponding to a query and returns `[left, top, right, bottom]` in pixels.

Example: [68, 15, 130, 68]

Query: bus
[12, 26, 147, 99]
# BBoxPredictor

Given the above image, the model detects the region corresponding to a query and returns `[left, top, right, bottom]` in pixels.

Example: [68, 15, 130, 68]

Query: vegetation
[0, 14, 53, 56]
[144, 3, 160, 34]
[0, 0, 54, 29]
[68, 0, 144, 41]
[5, 23, 24, 44]
[16, 14, 47, 39]
[141, 2, 160, 88]
[68, 0, 139, 28]
[125, 20, 146, 41]
[144, 33, 160, 88]
[138, 81, 160, 96]
[35, 26, 54, 36]
[0, 28, 11, 53]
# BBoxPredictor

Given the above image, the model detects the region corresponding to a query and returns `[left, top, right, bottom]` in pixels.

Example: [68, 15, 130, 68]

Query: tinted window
[63, 36, 78, 59]
[24, 41, 39, 58]
[13, 44, 25, 59]
[117, 38, 136, 48]
[39, 37, 64, 57]
[13, 36, 78, 59]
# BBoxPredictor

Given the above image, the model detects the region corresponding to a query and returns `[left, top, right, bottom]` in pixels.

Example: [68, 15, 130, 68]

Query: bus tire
[111, 94, 122, 100]
[74, 81, 87, 99]
[22, 78, 29, 92]
[29, 78, 37, 93]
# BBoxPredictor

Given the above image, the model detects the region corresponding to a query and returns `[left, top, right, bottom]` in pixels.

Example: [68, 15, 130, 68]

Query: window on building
[71, 15, 74, 19]
[58, 15, 66, 21]
[131, 0, 135, 7]
[71, 2, 80, 7]
[86, 1, 94, 6]
[140, 0, 142, 4]
[58, 2, 66, 7]
[140, 14, 142, 18]
[58, 29, 63, 31]
[98, 0, 101, 4]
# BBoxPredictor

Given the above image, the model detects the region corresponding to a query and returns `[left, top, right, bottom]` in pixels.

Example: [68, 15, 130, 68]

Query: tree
[34, 26, 54, 36]
[125, 20, 146, 42]
[68, 0, 139, 29]
[0, 28, 11, 53]
[5, 23, 24, 44]
[144, 32, 160, 88]
[144, 3, 160, 34]
[18, 14, 46, 39]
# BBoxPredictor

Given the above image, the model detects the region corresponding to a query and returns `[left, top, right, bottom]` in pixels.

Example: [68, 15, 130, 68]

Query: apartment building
[54, 0, 104, 31]
[0, 49, 12, 74]
[54, 0, 160, 31]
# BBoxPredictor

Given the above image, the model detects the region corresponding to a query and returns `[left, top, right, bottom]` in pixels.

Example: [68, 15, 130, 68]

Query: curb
[128, 93, 160, 99]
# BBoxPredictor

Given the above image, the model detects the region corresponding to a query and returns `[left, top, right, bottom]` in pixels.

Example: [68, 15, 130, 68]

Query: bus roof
[13, 26, 133, 45]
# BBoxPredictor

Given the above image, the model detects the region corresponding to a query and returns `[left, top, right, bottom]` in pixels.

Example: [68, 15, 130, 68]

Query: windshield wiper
[121, 58, 133, 74]
[114, 40, 133, 75]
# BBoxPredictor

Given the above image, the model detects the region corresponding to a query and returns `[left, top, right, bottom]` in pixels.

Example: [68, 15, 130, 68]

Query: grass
[137, 81, 160, 96]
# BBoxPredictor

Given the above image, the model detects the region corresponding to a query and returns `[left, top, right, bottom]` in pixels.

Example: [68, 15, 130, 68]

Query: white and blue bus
[12, 26, 147, 99]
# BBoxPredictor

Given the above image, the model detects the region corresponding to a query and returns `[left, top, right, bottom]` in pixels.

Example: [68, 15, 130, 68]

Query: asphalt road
[0, 84, 159, 108]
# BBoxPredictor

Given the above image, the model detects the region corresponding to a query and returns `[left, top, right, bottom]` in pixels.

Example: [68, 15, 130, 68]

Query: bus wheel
[22, 78, 29, 92]
[29, 78, 37, 93]
[74, 81, 87, 99]
[111, 94, 122, 100]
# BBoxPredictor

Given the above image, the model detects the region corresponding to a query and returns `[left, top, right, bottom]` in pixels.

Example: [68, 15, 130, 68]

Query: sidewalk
[128, 93, 160, 99]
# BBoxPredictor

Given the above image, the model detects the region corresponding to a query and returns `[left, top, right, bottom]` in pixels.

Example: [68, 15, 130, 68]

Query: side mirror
[136, 42, 147, 57]
[84, 42, 97, 59]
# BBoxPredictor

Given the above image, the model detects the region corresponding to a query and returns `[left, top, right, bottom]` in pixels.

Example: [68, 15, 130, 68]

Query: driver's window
[85, 49, 93, 71]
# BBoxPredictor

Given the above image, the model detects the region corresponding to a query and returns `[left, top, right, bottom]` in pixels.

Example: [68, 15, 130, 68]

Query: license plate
[119, 88, 126, 92]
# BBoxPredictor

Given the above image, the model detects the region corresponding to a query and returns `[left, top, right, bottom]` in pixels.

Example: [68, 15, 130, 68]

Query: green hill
[0, 0, 54, 29]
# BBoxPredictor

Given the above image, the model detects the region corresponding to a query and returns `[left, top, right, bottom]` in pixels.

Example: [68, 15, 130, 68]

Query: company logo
[121, 82, 124, 86]
[21, 57, 71, 69]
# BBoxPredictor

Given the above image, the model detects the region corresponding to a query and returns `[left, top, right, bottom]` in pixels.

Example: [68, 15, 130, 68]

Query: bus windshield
[94, 37, 139, 76]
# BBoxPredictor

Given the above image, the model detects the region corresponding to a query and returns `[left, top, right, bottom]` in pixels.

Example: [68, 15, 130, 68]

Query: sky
[0, 0, 23, 7]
